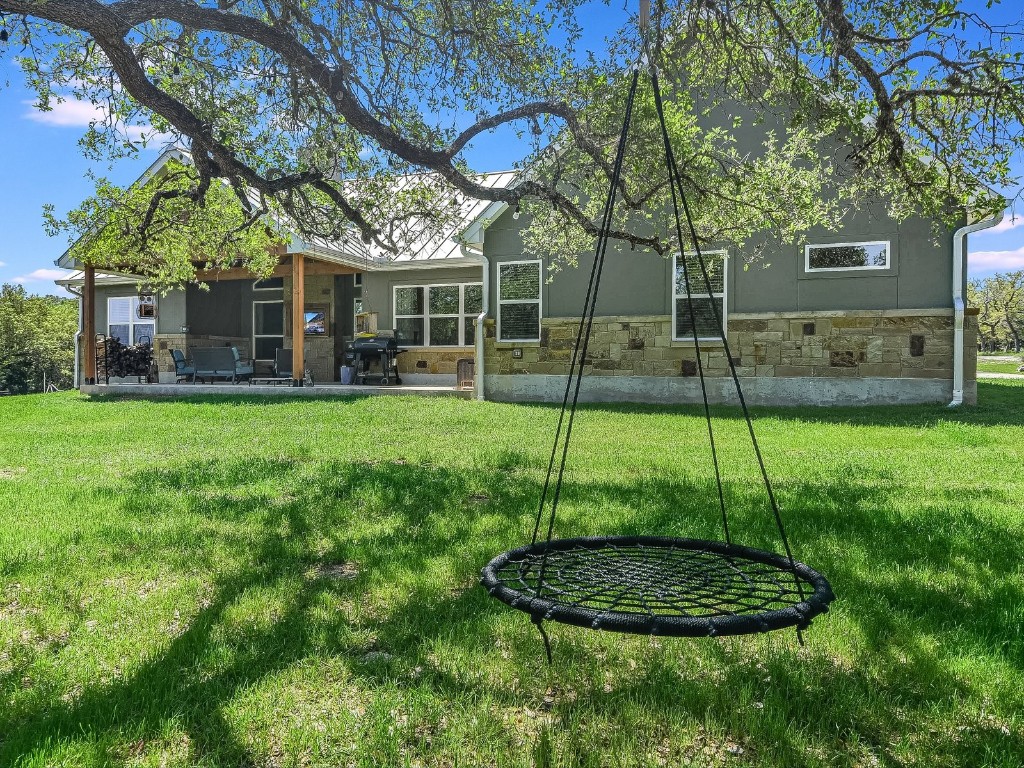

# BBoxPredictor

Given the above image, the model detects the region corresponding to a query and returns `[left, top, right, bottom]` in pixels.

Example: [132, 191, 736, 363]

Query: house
[56, 147, 1001, 406]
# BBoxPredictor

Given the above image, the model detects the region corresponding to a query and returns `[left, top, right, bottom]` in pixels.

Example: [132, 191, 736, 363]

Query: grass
[977, 357, 1023, 375]
[1, 383, 1022, 767]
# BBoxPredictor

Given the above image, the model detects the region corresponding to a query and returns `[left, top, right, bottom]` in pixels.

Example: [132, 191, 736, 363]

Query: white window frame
[252, 299, 284, 361]
[804, 240, 890, 272]
[353, 297, 364, 330]
[107, 296, 156, 345]
[496, 259, 542, 343]
[672, 250, 728, 343]
[352, 273, 364, 330]
[393, 283, 483, 347]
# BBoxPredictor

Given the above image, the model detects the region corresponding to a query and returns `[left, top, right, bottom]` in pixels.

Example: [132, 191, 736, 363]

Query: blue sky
[0, 3, 1021, 294]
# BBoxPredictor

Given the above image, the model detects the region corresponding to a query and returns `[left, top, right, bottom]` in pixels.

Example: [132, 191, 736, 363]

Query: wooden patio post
[291, 254, 305, 386]
[83, 265, 97, 385]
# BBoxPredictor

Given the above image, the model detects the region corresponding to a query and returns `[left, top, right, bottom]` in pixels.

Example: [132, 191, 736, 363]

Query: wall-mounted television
[304, 310, 327, 335]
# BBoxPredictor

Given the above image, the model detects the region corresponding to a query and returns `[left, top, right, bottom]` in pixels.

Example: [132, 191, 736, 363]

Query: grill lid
[351, 334, 398, 351]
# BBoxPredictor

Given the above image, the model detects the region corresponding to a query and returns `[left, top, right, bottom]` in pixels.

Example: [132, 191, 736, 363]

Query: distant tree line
[0, 284, 78, 394]
[969, 272, 1024, 354]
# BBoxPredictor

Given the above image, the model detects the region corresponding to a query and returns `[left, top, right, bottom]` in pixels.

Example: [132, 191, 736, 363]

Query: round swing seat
[481, 536, 834, 637]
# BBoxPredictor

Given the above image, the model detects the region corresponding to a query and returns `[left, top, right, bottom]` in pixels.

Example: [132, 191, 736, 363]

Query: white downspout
[949, 213, 1003, 407]
[460, 243, 488, 401]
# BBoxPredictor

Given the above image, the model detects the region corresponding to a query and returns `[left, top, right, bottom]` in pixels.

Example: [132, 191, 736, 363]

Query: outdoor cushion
[191, 347, 238, 383]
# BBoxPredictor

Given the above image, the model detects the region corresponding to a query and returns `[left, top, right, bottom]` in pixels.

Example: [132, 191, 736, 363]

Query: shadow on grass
[87, 377, 1024, 431]
[2, 453, 1021, 765]
[515, 378, 1024, 429]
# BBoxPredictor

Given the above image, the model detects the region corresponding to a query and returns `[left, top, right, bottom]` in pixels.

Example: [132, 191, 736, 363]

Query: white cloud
[13, 268, 72, 284]
[975, 215, 1024, 236]
[0, 260, 6, 268]
[24, 98, 106, 127]
[968, 246, 1024, 272]
[23, 97, 169, 143]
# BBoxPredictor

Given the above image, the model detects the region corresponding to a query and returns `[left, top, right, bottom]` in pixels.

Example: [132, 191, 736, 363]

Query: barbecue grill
[349, 334, 404, 385]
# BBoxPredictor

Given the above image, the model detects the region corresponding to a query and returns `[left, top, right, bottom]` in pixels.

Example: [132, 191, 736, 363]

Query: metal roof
[55, 147, 517, 276]
[291, 170, 517, 269]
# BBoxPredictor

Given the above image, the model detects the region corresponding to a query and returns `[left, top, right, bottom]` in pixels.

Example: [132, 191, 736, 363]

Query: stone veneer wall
[152, 334, 250, 382]
[396, 346, 473, 376]
[484, 309, 976, 384]
[283, 273, 337, 382]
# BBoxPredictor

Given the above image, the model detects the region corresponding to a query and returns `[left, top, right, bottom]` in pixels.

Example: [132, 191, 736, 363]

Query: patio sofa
[191, 346, 251, 384]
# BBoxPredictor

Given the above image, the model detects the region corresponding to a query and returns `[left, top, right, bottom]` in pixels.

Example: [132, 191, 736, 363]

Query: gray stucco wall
[91, 286, 188, 336]
[362, 266, 484, 331]
[93, 285, 122, 331]
[483, 201, 955, 317]
[477, 85, 958, 317]
[156, 290, 186, 334]
[484, 212, 677, 317]
[91, 282, 260, 340]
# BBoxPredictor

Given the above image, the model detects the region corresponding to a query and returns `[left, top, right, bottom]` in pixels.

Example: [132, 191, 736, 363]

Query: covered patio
[75, 251, 360, 389]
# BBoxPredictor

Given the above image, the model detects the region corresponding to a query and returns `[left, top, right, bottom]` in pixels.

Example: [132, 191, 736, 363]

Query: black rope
[649, 71, 806, 604]
[531, 71, 639, 546]
[533, 616, 553, 665]
[533, 68, 642, 596]
[649, 76, 731, 545]
[516, 64, 818, 660]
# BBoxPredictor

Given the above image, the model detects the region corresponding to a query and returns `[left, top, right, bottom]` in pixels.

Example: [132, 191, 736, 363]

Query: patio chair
[273, 348, 314, 386]
[170, 349, 195, 383]
[230, 346, 254, 382]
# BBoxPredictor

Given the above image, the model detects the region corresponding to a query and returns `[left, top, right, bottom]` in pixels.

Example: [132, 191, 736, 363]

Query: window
[497, 260, 541, 342]
[673, 250, 727, 341]
[253, 300, 284, 360]
[805, 241, 889, 272]
[393, 283, 482, 346]
[108, 297, 155, 345]
[353, 273, 364, 330]
[253, 277, 284, 291]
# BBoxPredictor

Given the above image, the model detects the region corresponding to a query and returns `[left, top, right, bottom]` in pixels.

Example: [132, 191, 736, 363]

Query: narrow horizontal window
[805, 241, 889, 271]
[253, 277, 284, 291]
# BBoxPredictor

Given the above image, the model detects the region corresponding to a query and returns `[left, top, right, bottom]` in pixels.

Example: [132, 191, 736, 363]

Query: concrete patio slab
[81, 382, 473, 398]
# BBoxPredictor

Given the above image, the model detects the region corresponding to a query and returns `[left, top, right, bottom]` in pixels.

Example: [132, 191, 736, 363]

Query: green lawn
[1, 384, 1022, 767]
[977, 358, 1023, 375]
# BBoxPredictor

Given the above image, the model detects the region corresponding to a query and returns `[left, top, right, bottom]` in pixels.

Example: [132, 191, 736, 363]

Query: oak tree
[0, 1, 1020, 284]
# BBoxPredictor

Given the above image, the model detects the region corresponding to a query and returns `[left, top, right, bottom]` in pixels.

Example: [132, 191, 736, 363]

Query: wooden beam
[291, 253, 305, 386]
[194, 258, 357, 283]
[303, 260, 360, 276]
[195, 264, 291, 282]
[83, 266, 96, 385]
